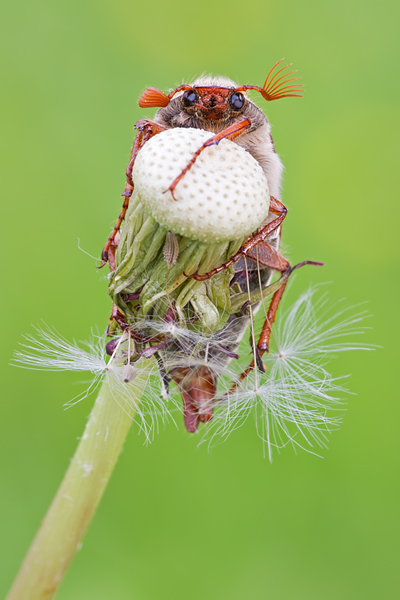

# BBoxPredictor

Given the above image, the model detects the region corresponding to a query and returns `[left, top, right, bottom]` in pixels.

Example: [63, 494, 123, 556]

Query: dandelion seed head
[133, 128, 270, 243]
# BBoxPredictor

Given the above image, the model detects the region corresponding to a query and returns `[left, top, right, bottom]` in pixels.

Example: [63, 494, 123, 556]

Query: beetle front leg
[99, 119, 168, 268]
[166, 118, 252, 200]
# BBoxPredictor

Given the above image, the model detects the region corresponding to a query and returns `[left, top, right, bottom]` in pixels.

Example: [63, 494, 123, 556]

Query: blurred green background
[1, 0, 399, 598]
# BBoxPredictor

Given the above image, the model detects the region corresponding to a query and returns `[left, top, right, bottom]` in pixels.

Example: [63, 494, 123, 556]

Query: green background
[1, 0, 399, 598]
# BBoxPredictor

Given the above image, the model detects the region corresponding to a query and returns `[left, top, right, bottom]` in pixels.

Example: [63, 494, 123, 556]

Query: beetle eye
[230, 92, 245, 111]
[182, 90, 197, 107]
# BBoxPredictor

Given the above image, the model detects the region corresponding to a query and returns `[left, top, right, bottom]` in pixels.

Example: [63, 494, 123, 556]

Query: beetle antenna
[261, 59, 304, 101]
[138, 87, 170, 108]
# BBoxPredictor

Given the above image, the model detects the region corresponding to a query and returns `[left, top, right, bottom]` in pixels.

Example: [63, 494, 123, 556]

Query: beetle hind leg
[230, 259, 324, 391]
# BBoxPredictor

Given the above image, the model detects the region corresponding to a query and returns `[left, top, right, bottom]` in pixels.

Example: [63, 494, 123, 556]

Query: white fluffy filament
[203, 287, 374, 459]
[11, 287, 374, 455]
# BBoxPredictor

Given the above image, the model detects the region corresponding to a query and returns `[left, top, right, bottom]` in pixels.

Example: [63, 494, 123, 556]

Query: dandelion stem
[7, 361, 153, 600]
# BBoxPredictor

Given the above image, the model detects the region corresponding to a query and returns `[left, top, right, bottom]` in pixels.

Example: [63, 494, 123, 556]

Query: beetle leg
[99, 119, 168, 268]
[227, 259, 323, 390]
[166, 118, 252, 199]
[256, 259, 324, 352]
[107, 232, 120, 272]
[187, 196, 287, 281]
[256, 279, 288, 352]
[230, 283, 289, 386]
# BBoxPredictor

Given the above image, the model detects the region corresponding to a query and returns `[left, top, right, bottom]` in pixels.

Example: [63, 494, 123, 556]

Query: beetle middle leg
[99, 119, 167, 268]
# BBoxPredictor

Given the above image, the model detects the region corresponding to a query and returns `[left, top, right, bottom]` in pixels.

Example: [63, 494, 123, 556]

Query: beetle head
[138, 59, 303, 115]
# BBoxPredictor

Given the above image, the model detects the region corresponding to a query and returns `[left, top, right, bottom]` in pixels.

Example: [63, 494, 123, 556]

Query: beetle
[101, 60, 322, 432]
[100, 59, 301, 266]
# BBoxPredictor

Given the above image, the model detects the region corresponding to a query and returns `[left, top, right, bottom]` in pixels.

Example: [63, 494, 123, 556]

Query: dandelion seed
[12, 324, 181, 444]
[12, 324, 107, 374]
[163, 231, 180, 267]
[201, 286, 375, 460]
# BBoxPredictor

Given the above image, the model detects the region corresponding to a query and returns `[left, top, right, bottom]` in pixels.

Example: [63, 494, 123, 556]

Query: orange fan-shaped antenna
[138, 87, 170, 108]
[261, 58, 303, 101]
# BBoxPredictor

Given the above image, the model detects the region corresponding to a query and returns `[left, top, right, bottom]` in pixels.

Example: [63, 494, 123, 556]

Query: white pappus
[12, 287, 374, 458]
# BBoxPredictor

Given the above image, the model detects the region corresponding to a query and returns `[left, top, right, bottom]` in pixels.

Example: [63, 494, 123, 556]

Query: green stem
[7, 360, 153, 600]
